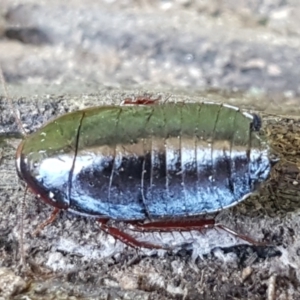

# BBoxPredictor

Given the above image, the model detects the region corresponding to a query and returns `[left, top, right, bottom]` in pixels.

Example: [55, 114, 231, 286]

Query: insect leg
[214, 223, 266, 245]
[98, 219, 170, 250]
[122, 95, 161, 105]
[129, 219, 265, 246]
[32, 207, 60, 236]
[129, 219, 215, 231]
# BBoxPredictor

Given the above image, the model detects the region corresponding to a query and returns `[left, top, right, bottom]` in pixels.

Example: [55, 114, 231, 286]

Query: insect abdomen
[18, 103, 271, 220]
[68, 103, 271, 220]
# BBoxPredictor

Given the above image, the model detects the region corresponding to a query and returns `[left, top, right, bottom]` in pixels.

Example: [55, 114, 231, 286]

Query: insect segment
[15, 96, 276, 249]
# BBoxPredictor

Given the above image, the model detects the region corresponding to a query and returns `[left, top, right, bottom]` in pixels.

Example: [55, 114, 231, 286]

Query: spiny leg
[128, 219, 265, 246]
[215, 223, 266, 245]
[122, 95, 161, 105]
[32, 207, 60, 236]
[98, 219, 170, 250]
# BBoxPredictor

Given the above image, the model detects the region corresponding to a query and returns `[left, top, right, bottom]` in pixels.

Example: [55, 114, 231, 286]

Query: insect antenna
[19, 186, 29, 265]
[162, 93, 172, 104]
[0, 64, 28, 265]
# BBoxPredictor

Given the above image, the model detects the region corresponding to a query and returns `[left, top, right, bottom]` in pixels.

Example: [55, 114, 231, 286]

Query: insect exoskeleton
[16, 99, 278, 248]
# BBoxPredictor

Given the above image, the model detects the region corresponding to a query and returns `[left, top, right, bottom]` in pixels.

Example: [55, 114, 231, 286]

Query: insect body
[16, 101, 274, 248]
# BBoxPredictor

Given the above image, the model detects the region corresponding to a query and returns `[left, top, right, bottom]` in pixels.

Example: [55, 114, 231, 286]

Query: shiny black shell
[16, 102, 272, 220]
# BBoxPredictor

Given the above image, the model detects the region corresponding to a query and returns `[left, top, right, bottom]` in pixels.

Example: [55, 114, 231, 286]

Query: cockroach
[17, 102, 279, 247]
[1, 69, 278, 252]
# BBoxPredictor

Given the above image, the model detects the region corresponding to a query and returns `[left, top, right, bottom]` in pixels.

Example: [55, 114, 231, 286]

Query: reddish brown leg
[215, 223, 266, 245]
[98, 219, 170, 250]
[123, 95, 161, 105]
[128, 219, 265, 246]
[32, 207, 60, 236]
